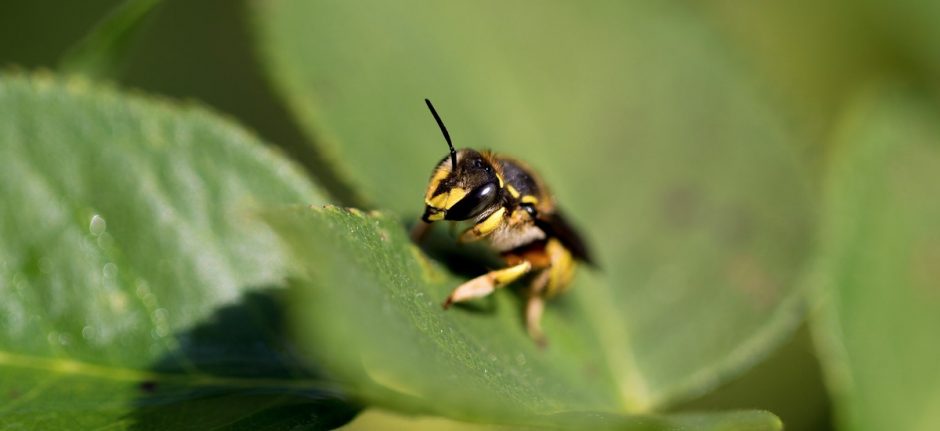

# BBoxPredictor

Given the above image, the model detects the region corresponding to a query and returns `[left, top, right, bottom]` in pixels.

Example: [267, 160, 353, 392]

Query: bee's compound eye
[445, 182, 499, 220]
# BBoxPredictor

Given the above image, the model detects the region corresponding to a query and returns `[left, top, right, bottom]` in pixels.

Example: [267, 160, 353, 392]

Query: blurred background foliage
[1, 1, 938, 430]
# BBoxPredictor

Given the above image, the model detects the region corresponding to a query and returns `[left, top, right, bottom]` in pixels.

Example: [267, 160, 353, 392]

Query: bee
[412, 99, 594, 345]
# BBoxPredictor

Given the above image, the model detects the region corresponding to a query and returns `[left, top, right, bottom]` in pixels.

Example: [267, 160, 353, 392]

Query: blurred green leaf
[344, 408, 782, 431]
[59, 0, 163, 80]
[699, 0, 887, 149]
[855, 1, 940, 82]
[0, 1, 119, 69]
[0, 73, 357, 430]
[812, 88, 940, 431]
[255, 0, 816, 410]
[267, 206, 782, 430]
[674, 324, 832, 431]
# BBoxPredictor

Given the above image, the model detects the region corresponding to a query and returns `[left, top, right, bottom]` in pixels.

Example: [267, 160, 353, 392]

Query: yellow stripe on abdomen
[545, 238, 575, 298]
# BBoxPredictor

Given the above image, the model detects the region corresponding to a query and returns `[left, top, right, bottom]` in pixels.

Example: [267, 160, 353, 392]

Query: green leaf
[0, 73, 357, 429]
[255, 0, 815, 410]
[59, 0, 164, 80]
[266, 207, 782, 430]
[699, 0, 886, 146]
[812, 88, 940, 431]
[344, 408, 782, 431]
[853, 1, 940, 78]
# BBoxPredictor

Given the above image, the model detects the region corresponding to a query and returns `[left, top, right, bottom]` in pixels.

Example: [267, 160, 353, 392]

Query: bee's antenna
[425, 99, 457, 169]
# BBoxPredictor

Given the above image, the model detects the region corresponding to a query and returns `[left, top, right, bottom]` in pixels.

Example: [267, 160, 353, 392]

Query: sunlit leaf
[0, 73, 355, 430]
[267, 206, 782, 430]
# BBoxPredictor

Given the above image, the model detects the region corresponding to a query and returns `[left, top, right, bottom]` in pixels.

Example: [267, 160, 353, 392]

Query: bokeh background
[2, 1, 939, 430]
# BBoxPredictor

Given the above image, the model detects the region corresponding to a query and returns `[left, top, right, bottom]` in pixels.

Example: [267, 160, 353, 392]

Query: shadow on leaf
[405, 217, 503, 280]
[128, 289, 360, 430]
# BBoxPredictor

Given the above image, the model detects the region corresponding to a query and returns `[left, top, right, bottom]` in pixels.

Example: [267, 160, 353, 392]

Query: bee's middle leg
[525, 269, 551, 347]
[443, 261, 532, 309]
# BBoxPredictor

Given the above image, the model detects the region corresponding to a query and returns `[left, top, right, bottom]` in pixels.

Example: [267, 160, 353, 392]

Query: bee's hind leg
[443, 261, 532, 309]
[525, 269, 551, 348]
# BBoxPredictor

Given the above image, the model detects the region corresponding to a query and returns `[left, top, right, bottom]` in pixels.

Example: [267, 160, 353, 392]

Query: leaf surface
[59, 0, 164, 80]
[813, 89, 940, 431]
[343, 408, 779, 431]
[268, 207, 782, 430]
[0, 73, 355, 430]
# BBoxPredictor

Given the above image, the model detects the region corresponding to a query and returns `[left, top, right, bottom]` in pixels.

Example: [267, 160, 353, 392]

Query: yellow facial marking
[496, 173, 505, 188]
[506, 185, 520, 199]
[426, 187, 467, 210]
[521, 195, 539, 205]
[445, 187, 468, 208]
[426, 211, 445, 221]
[424, 167, 451, 201]
[475, 207, 506, 236]
[426, 193, 447, 208]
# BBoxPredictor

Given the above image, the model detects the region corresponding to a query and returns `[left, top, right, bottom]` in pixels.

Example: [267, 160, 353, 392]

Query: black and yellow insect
[412, 99, 593, 345]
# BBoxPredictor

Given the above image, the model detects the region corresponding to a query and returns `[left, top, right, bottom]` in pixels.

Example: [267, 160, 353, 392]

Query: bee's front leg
[457, 208, 506, 244]
[443, 261, 532, 309]
[410, 220, 432, 243]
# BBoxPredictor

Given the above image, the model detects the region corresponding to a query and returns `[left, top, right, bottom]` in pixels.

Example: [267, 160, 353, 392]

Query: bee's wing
[534, 209, 597, 266]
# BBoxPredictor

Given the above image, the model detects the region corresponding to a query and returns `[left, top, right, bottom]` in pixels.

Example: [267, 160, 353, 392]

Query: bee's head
[421, 100, 502, 223]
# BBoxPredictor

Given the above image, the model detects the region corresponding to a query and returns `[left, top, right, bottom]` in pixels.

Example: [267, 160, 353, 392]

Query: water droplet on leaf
[89, 214, 107, 236]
